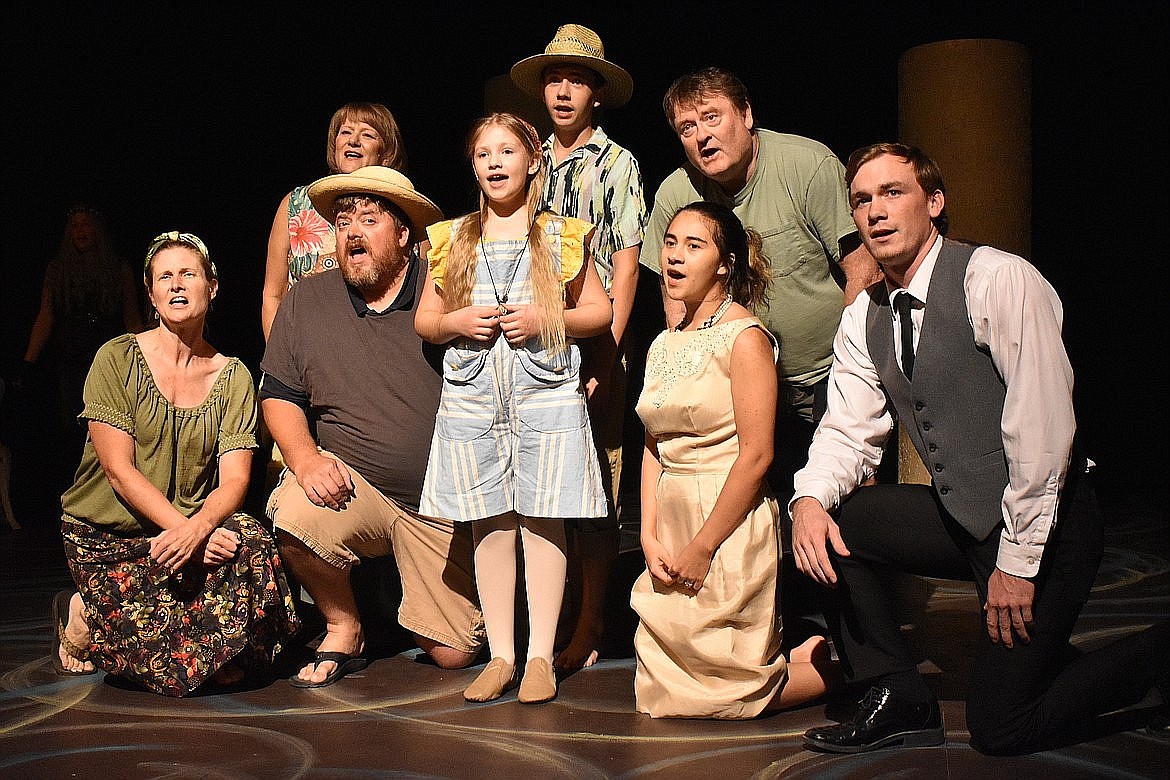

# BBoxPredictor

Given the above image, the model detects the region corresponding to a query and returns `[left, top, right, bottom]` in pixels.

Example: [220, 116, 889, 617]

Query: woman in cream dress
[631, 202, 837, 718]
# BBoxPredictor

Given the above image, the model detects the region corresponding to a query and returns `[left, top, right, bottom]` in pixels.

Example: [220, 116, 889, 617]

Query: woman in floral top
[260, 102, 408, 340]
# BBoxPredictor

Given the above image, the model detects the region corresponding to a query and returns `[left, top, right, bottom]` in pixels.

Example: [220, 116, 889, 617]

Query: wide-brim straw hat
[510, 24, 633, 108]
[308, 166, 443, 236]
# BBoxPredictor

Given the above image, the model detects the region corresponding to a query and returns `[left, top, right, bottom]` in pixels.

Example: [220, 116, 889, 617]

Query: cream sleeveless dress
[631, 316, 786, 718]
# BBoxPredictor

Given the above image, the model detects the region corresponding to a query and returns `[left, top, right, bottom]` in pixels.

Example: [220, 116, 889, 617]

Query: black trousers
[829, 469, 1169, 754]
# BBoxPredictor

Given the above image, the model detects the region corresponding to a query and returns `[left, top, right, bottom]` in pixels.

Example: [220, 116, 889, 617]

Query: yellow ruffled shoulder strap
[536, 212, 595, 284]
[424, 218, 457, 288]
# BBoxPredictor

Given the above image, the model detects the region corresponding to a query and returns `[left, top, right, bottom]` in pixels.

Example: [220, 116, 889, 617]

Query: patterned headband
[143, 231, 217, 280]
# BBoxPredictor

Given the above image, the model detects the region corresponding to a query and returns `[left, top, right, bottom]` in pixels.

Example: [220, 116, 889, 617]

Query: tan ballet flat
[463, 657, 516, 702]
[517, 657, 557, 704]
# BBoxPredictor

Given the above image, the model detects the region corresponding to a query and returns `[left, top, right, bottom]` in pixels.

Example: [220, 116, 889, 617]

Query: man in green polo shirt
[639, 66, 879, 494]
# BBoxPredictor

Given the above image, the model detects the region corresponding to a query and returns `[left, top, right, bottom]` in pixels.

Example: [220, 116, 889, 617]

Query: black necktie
[894, 291, 917, 380]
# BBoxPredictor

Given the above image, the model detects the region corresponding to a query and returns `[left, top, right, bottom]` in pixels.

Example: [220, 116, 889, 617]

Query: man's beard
[340, 241, 406, 293]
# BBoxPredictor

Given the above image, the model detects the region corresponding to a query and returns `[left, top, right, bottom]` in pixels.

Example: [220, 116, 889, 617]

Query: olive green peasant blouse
[60, 334, 258, 534]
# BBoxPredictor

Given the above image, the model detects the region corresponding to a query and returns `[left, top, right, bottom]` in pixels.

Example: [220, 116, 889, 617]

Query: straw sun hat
[510, 24, 633, 108]
[308, 166, 443, 235]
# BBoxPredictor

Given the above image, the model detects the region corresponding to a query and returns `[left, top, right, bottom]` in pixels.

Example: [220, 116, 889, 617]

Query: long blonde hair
[444, 113, 567, 355]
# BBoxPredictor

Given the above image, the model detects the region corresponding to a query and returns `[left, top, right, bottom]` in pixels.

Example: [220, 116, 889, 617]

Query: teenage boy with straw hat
[511, 24, 648, 673]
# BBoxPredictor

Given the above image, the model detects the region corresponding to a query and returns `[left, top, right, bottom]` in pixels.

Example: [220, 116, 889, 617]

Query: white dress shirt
[793, 235, 1075, 578]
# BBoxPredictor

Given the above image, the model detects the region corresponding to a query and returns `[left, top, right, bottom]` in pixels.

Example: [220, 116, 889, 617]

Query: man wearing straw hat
[261, 166, 485, 688]
[512, 23, 648, 672]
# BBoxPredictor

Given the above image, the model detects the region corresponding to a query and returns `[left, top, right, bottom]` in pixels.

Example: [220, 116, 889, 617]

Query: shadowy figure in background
[19, 206, 142, 454]
[0, 377, 19, 531]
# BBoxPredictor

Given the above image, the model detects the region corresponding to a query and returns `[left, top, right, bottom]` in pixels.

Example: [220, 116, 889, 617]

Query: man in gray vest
[790, 143, 1168, 754]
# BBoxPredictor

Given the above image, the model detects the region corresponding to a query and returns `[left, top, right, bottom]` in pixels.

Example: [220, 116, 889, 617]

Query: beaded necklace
[675, 293, 734, 332]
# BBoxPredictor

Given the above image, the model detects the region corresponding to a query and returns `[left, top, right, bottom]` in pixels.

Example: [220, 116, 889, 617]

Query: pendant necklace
[675, 293, 734, 332]
[479, 221, 531, 316]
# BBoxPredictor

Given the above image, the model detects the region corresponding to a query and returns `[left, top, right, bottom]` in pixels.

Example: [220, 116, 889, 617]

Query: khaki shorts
[267, 452, 485, 653]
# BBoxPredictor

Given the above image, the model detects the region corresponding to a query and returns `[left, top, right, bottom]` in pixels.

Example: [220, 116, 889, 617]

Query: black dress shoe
[803, 685, 944, 753]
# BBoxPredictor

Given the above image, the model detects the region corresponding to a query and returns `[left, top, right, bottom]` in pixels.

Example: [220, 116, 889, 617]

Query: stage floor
[1, 489, 1167, 779]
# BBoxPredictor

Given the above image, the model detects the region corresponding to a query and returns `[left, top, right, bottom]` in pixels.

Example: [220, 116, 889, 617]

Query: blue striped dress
[420, 214, 608, 522]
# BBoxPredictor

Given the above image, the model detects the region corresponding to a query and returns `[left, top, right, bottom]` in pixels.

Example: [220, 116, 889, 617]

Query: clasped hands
[643, 536, 713, 594]
[150, 518, 240, 574]
[451, 304, 543, 345]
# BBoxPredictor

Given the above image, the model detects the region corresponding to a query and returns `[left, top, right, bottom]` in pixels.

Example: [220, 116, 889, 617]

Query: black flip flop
[288, 651, 368, 688]
[50, 590, 96, 676]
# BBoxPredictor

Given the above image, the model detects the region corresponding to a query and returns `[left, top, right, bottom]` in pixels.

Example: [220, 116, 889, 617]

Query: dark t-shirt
[260, 262, 443, 510]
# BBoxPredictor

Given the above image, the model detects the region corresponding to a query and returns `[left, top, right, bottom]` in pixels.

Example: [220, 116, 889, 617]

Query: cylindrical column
[896, 39, 1031, 484]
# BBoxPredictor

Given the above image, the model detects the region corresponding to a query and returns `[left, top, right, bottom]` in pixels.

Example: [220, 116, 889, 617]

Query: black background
[3, 2, 1166, 496]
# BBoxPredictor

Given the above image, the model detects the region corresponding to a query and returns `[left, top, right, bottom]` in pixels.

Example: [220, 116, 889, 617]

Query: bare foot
[295, 628, 364, 685]
[789, 634, 830, 664]
[60, 593, 95, 674]
[212, 662, 245, 686]
[768, 635, 841, 711]
[554, 620, 602, 672]
[790, 634, 840, 689]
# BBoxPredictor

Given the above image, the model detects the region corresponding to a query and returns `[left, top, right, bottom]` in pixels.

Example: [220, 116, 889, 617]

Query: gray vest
[866, 240, 1007, 540]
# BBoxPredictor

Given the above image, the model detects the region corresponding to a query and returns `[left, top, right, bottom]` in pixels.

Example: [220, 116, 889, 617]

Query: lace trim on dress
[644, 321, 743, 409]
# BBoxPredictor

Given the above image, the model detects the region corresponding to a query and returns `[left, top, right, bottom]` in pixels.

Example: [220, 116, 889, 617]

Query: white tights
[472, 513, 567, 665]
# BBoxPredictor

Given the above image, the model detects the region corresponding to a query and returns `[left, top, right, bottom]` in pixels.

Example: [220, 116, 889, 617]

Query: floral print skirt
[62, 512, 300, 697]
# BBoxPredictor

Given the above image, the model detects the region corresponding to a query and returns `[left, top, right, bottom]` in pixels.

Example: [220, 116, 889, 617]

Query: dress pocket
[442, 345, 488, 385]
[436, 345, 494, 441]
[517, 391, 588, 434]
[516, 345, 579, 385]
[515, 348, 587, 434]
[435, 388, 496, 441]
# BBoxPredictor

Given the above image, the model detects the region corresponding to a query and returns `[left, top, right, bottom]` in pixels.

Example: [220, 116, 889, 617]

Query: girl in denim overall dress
[415, 113, 611, 704]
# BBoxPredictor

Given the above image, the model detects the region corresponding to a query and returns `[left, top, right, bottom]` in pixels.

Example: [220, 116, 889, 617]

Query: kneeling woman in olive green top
[52, 232, 299, 696]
